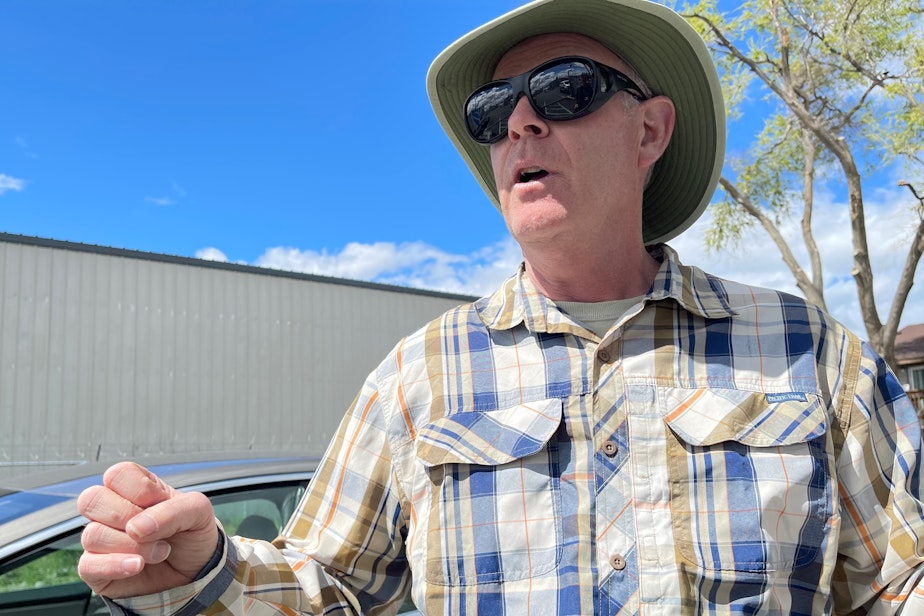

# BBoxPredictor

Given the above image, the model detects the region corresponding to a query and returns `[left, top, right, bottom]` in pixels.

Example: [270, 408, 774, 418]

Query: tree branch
[800, 127, 825, 291]
[719, 176, 827, 310]
[882, 211, 924, 369]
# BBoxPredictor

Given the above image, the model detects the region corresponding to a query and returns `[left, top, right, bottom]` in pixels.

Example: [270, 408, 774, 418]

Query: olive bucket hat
[427, 0, 726, 245]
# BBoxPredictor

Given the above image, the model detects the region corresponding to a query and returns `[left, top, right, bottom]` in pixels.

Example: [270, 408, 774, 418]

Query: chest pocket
[416, 398, 563, 585]
[662, 388, 832, 572]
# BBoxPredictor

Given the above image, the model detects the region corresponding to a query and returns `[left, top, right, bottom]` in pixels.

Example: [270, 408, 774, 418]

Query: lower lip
[513, 175, 551, 193]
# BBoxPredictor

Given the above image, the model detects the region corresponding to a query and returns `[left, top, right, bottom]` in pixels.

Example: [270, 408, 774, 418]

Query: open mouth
[518, 167, 549, 183]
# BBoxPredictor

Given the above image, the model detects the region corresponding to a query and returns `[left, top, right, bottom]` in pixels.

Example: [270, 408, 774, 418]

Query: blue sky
[0, 1, 518, 255]
[1, 1, 920, 336]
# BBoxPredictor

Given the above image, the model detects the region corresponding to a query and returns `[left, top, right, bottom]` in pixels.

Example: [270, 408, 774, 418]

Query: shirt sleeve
[110, 372, 411, 615]
[833, 337, 924, 612]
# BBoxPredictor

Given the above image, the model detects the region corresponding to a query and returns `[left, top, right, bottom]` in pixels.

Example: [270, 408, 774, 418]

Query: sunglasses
[464, 55, 649, 145]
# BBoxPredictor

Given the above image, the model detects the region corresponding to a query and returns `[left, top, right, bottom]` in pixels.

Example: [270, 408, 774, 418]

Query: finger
[77, 484, 144, 531]
[123, 491, 220, 581]
[103, 462, 176, 508]
[125, 490, 216, 543]
[81, 522, 172, 564]
[78, 550, 145, 591]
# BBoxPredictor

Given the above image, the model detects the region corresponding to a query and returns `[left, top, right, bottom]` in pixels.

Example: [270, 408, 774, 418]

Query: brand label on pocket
[766, 392, 808, 403]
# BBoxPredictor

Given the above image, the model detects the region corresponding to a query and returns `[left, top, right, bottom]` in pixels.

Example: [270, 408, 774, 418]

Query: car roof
[0, 452, 319, 558]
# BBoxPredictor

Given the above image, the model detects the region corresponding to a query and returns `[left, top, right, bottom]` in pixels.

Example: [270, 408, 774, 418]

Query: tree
[680, 0, 923, 370]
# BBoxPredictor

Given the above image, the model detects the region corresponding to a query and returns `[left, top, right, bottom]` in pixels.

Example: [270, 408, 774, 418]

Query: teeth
[519, 167, 545, 182]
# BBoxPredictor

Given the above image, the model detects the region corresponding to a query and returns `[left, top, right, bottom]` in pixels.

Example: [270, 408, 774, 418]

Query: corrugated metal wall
[0, 234, 474, 477]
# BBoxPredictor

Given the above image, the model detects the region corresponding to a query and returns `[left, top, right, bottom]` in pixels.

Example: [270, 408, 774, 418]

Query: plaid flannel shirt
[113, 245, 924, 615]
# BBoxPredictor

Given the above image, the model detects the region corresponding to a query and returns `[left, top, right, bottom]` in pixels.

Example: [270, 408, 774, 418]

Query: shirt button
[597, 348, 612, 363]
[610, 554, 627, 571]
[601, 441, 618, 457]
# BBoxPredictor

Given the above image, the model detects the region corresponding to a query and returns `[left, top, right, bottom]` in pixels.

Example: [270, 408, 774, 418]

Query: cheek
[489, 145, 505, 182]
[580, 136, 634, 186]
[489, 145, 513, 202]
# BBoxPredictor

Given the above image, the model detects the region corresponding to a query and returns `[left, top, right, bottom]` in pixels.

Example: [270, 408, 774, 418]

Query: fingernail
[127, 513, 158, 538]
[122, 556, 143, 575]
[149, 540, 172, 563]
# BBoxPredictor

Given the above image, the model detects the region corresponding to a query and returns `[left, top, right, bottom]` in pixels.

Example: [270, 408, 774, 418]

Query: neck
[522, 244, 659, 302]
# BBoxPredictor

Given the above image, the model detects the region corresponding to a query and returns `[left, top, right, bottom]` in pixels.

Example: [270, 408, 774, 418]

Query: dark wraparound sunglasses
[464, 55, 649, 145]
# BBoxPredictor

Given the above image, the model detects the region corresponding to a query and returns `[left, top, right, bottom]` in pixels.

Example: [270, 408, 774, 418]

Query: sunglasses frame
[464, 55, 649, 145]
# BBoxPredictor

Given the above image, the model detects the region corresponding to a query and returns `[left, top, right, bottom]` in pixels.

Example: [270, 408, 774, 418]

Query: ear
[637, 96, 675, 169]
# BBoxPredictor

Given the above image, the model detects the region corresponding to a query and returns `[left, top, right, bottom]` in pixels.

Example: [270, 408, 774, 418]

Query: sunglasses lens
[466, 83, 515, 144]
[530, 60, 595, 119]
[464, 58, 602, 144]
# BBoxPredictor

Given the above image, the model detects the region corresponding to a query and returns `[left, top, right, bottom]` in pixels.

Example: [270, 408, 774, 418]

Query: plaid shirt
[114, 245, 924, 615]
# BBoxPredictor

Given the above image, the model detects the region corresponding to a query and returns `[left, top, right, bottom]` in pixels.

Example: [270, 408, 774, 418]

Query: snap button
[601, 441, 618, 457]
[610, 554, 627, 571]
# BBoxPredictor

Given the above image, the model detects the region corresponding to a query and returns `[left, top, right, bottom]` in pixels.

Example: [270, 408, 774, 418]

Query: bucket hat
[427, 0, 726, 244]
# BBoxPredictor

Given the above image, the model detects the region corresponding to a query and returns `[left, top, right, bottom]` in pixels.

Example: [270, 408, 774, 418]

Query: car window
[0, 532, 82, 592]
[0, 530, 108, 615]
[211, 483, 307, 541]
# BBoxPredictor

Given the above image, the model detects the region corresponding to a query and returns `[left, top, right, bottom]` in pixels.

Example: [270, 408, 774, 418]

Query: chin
[507, 215, 571, 247]
[503, 193, 569, 228]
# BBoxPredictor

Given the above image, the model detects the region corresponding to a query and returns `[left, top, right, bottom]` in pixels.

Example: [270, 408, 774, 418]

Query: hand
[77, 462, 220, 599]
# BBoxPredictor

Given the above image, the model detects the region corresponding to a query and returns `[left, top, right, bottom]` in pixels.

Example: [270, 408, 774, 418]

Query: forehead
[493, 33, 628, 79]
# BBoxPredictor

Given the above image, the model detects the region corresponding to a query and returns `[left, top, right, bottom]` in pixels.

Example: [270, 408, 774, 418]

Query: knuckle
[146, 490, 214, 534]
[100, 462, 135, 491]
[77, 551, 109, 588]
[182, 491, 215, 526]
[76, 552, 94, 580]
[81, 521, 133, 554]
[182, 490, 211, 509]
[80, 522, 101, 549]
[76, 485, 105, 517]
[78, 486, 138, 529]
[107, 464, 174, 508]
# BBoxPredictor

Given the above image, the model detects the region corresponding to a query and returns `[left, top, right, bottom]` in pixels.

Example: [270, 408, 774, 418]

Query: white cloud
[145, 182, 187, 207]
[254, 237, 522, 297]
[0, 174, 26, 195]
[196, 247, 229, 262]
[145, 196, 175, 206]
[15, 137, 38, 160]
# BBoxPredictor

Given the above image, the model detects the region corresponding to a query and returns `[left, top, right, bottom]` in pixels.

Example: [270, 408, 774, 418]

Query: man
[78, 0, 924, 613]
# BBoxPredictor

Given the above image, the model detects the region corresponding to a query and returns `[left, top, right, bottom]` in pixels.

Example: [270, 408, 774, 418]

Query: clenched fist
[77, 462, 220, 599]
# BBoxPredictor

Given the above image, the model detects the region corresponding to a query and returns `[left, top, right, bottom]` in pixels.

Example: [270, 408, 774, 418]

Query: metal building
[0, 233, 474, 477]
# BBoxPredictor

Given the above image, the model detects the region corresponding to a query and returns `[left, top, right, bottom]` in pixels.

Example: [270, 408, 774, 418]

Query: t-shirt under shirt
[554, 296, 644, 338]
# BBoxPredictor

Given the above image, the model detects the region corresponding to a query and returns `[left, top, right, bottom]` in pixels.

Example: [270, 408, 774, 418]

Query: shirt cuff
[104, 527, 238, 616]
[195, 529, 226, 581]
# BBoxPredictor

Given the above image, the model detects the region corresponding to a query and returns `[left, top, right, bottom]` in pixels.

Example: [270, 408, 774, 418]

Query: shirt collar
[475, 244, 736, 333]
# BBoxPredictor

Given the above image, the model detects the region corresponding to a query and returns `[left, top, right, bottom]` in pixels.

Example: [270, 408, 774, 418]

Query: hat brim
[427, 0, 725, 245]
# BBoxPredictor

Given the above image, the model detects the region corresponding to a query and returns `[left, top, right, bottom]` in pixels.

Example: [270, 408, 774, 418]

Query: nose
[506, 95, 549, 142]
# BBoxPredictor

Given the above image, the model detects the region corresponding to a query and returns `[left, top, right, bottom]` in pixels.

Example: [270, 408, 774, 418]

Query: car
[0, 454, 316, 614]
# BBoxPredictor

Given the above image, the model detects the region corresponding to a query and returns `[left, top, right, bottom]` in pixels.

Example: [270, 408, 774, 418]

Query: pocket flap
[663, 388, 826, 447]
[417, 398, 563, 467]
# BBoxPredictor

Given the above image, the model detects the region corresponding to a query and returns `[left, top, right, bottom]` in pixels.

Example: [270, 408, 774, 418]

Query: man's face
[489, 33, 652, 251]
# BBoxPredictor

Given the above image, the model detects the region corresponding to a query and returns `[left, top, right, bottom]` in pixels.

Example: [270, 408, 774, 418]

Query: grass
[0, 546, 83, 592]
